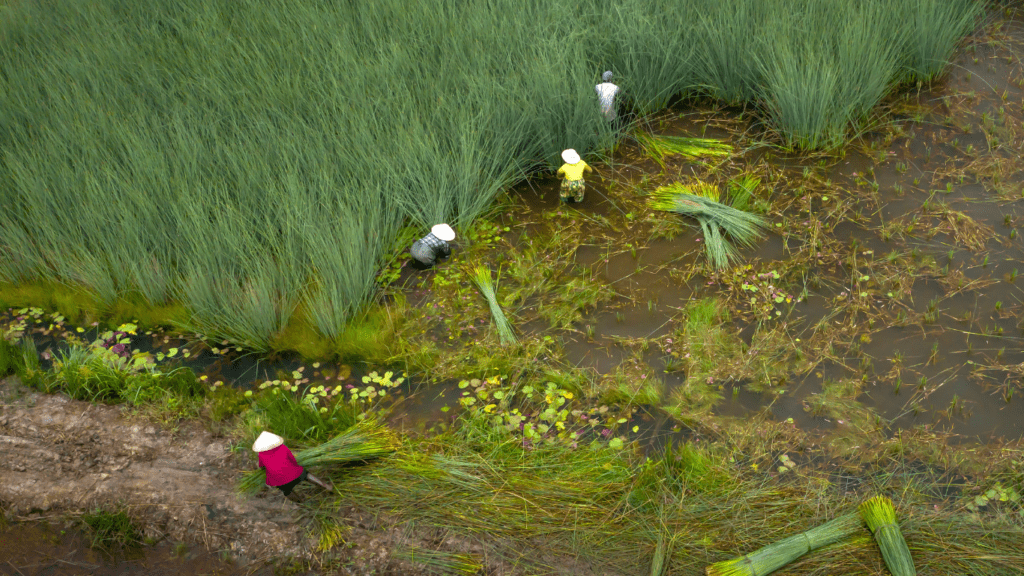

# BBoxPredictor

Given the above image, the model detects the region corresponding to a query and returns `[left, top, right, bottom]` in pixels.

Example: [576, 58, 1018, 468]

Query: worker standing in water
[556, 149, 593, 204]
[595, 71, 620, 122]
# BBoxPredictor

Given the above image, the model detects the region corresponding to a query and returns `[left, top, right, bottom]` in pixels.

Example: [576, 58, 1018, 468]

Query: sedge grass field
[0, 0, 984, 348]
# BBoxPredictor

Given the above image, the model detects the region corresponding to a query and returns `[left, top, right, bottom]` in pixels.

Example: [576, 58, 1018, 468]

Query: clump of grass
[859, 496, 916, 576]
[897, 0, 983, 82]
[649, 182, 767, 269]
[243, 384, 361, 446]
[665, 298, 740, 417]
[472, 265, 517, 345]
[0, 337, 26, 378]
[81, 508, 143, 551]
[705, 512, 863, 576]
[237, 417, 399, 495]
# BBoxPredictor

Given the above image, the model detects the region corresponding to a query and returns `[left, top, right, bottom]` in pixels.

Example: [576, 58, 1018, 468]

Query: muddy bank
[0, 376, 434, 575]
[0, 375, 309, 559]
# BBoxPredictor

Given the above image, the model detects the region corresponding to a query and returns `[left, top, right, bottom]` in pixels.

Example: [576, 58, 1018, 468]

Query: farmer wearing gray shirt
[595, 71, 620, 122]
[410, 224, 455, 269]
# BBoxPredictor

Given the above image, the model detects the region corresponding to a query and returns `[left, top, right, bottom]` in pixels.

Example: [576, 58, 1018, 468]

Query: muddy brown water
[0, 519, 272, 576]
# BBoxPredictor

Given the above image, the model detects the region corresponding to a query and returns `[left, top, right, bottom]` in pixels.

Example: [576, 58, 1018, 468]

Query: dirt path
[0, 375, 314, 566]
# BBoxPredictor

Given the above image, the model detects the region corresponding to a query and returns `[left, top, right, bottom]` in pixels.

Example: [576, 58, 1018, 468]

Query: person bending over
[410, 223, 456, 269]
[253, 431, 333, 502]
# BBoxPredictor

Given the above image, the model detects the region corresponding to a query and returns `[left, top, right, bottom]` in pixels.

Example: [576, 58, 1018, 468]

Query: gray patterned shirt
[410, 232, 451, 265]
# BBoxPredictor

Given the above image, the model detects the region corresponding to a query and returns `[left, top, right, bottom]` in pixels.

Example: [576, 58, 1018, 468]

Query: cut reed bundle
[859, 496, 916, 576]
[237, 418, 399, 495]
[472, 265, 517, 345]
[649, 182, 767, 269]
[636, 131, 733, 169]
[705, 512, 863, 576]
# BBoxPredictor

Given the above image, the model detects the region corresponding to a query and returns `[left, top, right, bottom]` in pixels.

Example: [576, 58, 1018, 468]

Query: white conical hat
[431, 223, 456, 242]
[253, 431, 284, 452]
[561, 149, 580, 164]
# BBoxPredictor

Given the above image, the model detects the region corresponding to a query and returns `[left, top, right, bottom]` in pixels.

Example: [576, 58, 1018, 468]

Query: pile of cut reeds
[860, 496, 916, 576]
[705, 512, 863, 576]
[635, 131, 733, 169]
[649, 180, 766, 269]
[472, 265, 517, 345]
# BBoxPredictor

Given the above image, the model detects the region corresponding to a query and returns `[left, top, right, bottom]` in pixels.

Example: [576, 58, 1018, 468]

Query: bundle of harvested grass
[705, 512, 862, 576]
[472, 265, 517, 345]
[649, 182, 767, 269]
[636, 131, 733, 169]
[859, 496, 916, 576]
[237, 418, 399, 495]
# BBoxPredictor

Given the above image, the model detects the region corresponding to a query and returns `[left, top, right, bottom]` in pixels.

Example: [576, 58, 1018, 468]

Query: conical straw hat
[431, 223, 456, 242]
[561, 149, 580, 164]
[253, 431, 284, 452]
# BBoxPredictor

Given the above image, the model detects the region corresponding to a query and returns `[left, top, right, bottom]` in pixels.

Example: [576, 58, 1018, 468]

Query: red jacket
[257, 444, 304, 486]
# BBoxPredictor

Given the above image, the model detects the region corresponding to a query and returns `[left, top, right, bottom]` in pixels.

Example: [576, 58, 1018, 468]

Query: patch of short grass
[81, 507, 143, 551]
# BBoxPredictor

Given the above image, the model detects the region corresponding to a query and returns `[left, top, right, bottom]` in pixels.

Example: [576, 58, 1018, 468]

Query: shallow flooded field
[3, 3, 1024, 575]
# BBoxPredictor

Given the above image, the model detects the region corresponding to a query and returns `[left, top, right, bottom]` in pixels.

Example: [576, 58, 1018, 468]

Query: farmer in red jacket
[253, 431, 333, 501]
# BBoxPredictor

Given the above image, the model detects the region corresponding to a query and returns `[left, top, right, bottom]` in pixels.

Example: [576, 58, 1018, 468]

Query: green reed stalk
[472, 265, 517, 345]
[859, 496, 916, 576]
[705, 512, 863, 576]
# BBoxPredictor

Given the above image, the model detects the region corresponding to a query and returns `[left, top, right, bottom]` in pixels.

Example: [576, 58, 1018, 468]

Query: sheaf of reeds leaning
[649, 181, 767, 270]
[705, 512, 864, 576]
[859, 496, 916, 576]
[472, 265, 517, 345]
[237, 418, 399, 495]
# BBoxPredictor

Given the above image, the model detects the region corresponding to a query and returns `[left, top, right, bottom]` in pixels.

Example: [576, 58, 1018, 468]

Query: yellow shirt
[557, 161, 592, 181]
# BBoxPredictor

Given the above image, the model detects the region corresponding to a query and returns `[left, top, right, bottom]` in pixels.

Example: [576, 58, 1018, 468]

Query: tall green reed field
[0, 0, 984, 350]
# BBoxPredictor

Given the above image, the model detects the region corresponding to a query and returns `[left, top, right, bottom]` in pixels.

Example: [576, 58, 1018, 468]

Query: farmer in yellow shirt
[556, 149, 593, 203]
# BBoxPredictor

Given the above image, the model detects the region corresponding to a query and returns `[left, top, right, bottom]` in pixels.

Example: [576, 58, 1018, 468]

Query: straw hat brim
[253, 431, 284, 452]
[561, 149, 581, 164]
[431, 224, 456, 242]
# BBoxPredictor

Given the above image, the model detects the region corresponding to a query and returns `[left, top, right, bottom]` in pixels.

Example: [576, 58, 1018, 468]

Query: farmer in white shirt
[595, 71, 620, 122]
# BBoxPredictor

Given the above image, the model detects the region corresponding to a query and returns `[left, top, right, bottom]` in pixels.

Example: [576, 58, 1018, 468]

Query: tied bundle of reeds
[649, 182, 767, 270]
[635, 131, 733, 169]
[237, 418, 399, 495]
[859, 496, 916, 576]
[705, 512, 862, 576]
[472, 265, 517, 345]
